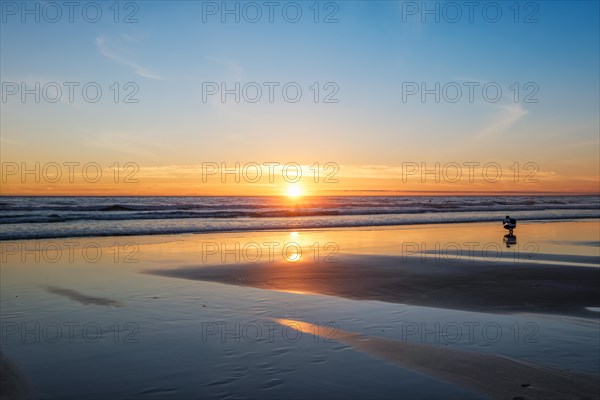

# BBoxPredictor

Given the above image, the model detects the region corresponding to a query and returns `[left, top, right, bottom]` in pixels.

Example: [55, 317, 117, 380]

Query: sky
[1, 0, 599, 195]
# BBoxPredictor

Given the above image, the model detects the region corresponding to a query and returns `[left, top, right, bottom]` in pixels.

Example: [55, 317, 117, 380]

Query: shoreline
[1, 216, 599, 242]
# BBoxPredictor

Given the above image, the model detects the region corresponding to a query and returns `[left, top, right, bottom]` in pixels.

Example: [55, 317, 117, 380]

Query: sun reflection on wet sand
[272, 318, 599, 400]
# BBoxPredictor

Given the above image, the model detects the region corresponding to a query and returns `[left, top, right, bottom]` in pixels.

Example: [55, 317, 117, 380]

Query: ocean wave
[1, 203, 599, 225]
[1, 210, 598, 241]
[1, 196, 598, 240]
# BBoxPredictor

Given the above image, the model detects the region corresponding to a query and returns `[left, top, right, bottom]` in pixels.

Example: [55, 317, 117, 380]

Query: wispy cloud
[96, 35, 162, 80]
[0, 136, 20, 146]
[205, 55, 243, 81]
[473, 103, 528, 139]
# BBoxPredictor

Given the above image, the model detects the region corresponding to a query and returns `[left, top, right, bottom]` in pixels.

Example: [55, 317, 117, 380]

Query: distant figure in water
[502, 215, 517, 235]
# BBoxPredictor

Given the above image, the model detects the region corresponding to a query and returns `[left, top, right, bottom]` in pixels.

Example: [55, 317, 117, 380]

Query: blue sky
[1, 1, 599, 193]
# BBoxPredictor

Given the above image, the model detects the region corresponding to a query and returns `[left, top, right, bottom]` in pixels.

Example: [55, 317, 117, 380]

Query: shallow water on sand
[1, 221, 598, 399]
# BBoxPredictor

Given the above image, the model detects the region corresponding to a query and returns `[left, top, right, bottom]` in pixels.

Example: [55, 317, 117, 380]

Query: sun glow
[286, 184, 303, 198]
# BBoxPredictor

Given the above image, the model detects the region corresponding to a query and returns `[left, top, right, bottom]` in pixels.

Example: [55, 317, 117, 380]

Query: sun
[286, 184, 303, 198]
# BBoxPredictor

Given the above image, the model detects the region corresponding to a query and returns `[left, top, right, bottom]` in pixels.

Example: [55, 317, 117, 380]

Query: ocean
[0, 195, 598, 240]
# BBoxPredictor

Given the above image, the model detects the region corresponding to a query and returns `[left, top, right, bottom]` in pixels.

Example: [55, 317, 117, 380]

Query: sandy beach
[1, 220, 599, 399]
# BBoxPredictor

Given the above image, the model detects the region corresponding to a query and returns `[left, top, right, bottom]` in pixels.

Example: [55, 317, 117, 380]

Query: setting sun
[286, 184, 303, 198]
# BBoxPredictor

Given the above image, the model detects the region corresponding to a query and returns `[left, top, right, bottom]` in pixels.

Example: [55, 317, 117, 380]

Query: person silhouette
[502, 215, 517, 235]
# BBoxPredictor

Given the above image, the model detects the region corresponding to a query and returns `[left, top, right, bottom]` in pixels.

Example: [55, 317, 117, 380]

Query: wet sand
[2, 220, 599, 399]
[42, 286, 124, 307]
[275, 319, 600, 400]
[0, 352, 30, 400]
[147, 254, 600, 317]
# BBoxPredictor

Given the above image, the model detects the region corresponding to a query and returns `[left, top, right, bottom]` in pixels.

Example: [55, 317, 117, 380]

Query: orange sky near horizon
[1, 162, 598, 196]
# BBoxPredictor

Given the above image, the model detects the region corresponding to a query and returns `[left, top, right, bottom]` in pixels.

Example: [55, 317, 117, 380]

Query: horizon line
[1, 192, 598, 197]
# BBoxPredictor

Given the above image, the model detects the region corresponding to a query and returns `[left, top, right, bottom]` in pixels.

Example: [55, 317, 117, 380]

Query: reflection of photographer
[503, 234, 517, 248]
[502, 216, 517, 248]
